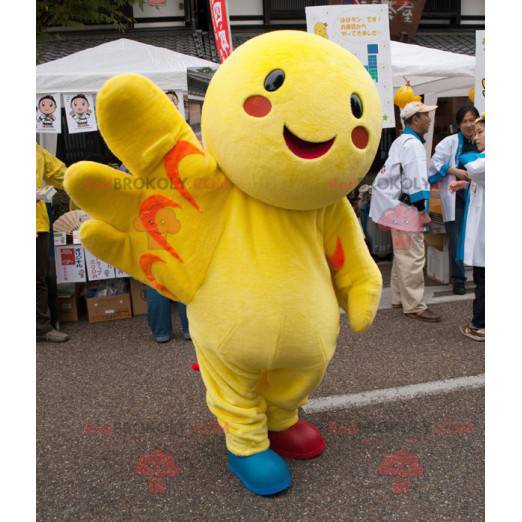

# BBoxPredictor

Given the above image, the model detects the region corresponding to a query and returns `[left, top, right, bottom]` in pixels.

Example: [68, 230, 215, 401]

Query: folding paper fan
[53, 210, 90, 233]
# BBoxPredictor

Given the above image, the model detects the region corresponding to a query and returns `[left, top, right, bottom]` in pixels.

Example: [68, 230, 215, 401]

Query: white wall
[132, 0, 185, 19]
[228, 0, 263, 16]
[461, 0, 485, 16]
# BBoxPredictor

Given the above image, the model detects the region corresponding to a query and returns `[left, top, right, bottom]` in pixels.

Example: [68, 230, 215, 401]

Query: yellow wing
[64, 73, 232, 303]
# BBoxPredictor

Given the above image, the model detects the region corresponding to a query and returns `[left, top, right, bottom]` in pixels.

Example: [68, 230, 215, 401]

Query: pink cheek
[352, 126, 369, 149]
[243, 95, 272, 117]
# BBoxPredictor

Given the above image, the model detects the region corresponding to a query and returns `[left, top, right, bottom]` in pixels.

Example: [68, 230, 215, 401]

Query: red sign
[209, 0, 233, 63]
[60, 248, 76, 266]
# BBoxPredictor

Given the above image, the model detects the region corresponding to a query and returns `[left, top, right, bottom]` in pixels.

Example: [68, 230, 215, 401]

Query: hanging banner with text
[306, 4, 395, 127]
[209, 0, 233, 63]
[474, 30, 485, 115]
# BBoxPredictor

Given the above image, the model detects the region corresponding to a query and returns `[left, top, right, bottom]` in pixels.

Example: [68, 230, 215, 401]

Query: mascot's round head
[201, 30, 382, 211]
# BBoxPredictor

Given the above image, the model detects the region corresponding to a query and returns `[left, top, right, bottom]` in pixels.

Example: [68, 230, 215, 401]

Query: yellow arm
[37, 143, 66, 189]
[322, 198, 382, 333]
[64, 73, 231, 303]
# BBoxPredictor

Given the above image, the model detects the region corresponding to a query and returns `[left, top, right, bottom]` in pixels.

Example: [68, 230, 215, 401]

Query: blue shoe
[227, 449, 291, 496]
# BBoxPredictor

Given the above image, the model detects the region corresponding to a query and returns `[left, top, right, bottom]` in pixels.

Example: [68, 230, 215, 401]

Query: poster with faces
[63, 93, 98, 134]
[165, 90, 186, 120]
[36, 94, 61, 133]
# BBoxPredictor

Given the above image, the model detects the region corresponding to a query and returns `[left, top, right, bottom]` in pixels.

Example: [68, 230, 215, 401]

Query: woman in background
[429, 104, 480, 295]
[449, 116, 485, 341]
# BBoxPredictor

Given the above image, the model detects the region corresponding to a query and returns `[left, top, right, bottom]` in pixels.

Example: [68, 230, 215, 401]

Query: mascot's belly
[188, 188, 340, 370]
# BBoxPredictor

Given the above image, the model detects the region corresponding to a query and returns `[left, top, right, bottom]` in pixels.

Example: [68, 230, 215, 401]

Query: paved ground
[37, 264, 484, 521]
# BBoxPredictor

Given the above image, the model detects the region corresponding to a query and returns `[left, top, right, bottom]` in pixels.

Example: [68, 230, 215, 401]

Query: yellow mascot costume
[65, 30, 383, 496]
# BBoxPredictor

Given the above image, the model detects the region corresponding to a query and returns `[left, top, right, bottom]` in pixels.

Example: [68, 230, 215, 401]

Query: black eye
[350, 93, 363, 118]
[264, 69, 285, 92]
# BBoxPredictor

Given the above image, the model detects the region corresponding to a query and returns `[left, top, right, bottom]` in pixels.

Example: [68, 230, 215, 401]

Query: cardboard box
[130, 278, 148, 316]
[424, 231, 446, 252]
[426, 243, 450, 284]
[429, 191, 443, 216]
[57, 294, 80, 322]
[86, 293, 132, 323]
[56, 283, 84, 322]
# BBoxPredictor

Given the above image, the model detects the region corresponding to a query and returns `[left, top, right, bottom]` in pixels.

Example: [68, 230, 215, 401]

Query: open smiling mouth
[283, 125, 336, 160]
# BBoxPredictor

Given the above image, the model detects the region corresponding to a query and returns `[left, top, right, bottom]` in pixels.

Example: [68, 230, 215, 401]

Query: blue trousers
[445, 204, 467, 287]
[146, 287, 189, 341]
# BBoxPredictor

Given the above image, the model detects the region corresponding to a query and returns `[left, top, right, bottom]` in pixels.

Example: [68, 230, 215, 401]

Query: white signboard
[84, 249, 116, 281]
[114, 267, 130, 279]
[306, 4, 394, 127]
[63, 93, 98, 134]
[36, 94, 61, 134]
[55, 245, 86, 284]
[474, 31, 485, 115]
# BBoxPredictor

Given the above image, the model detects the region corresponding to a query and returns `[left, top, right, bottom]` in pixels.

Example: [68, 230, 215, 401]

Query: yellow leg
[194, 345, 270, 456]
[259, 365, 328, 432]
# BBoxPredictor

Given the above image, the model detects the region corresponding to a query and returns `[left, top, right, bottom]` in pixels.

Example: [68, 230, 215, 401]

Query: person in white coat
[449, 116, 485, 341]
[429, 105, 480, 294]
[370, 102, 441, 322]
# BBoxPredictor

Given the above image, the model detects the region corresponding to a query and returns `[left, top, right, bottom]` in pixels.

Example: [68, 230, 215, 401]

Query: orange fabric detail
[140, 195, 183, 262]
[164, 141, 203, 210]
[327, 237, 345, 272]
[139, 253, 177, 298]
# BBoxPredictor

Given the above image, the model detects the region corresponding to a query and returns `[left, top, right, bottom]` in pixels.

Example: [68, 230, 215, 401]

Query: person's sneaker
[36, 329, 69, 343]
[453, 285, 466, 295]
[460, 324, 485, 342]
[183, 332, 192, 341]
[155, 335, 171, 343]
[405, 308, 441, 323]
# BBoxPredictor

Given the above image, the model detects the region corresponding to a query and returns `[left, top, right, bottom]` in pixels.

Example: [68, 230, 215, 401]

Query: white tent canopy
[37, 37, 475, 98]
[389, 41, 475, 151]
[36, 37, 475, 154]
[36, 38, 217, 94]
[391, 40, 475, 95]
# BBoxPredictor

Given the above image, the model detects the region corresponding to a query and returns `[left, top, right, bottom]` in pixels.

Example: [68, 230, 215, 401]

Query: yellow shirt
[36, 143, 66, 233]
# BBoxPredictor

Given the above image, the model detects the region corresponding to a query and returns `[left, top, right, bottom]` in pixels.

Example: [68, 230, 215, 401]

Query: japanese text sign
[55, 245, 86, 284]
[84, 248, 116, 281]
[209, 0, 233, 63]
[306, 4, 395, 127]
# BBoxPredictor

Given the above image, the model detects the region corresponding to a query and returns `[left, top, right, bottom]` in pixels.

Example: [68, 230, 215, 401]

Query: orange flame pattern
[327, 237, 345, 272]
[139, 141, 205, 290]
[140, 195, 183, 262]
[139, 253, 177, 299]
[164, 140, 203, 211]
